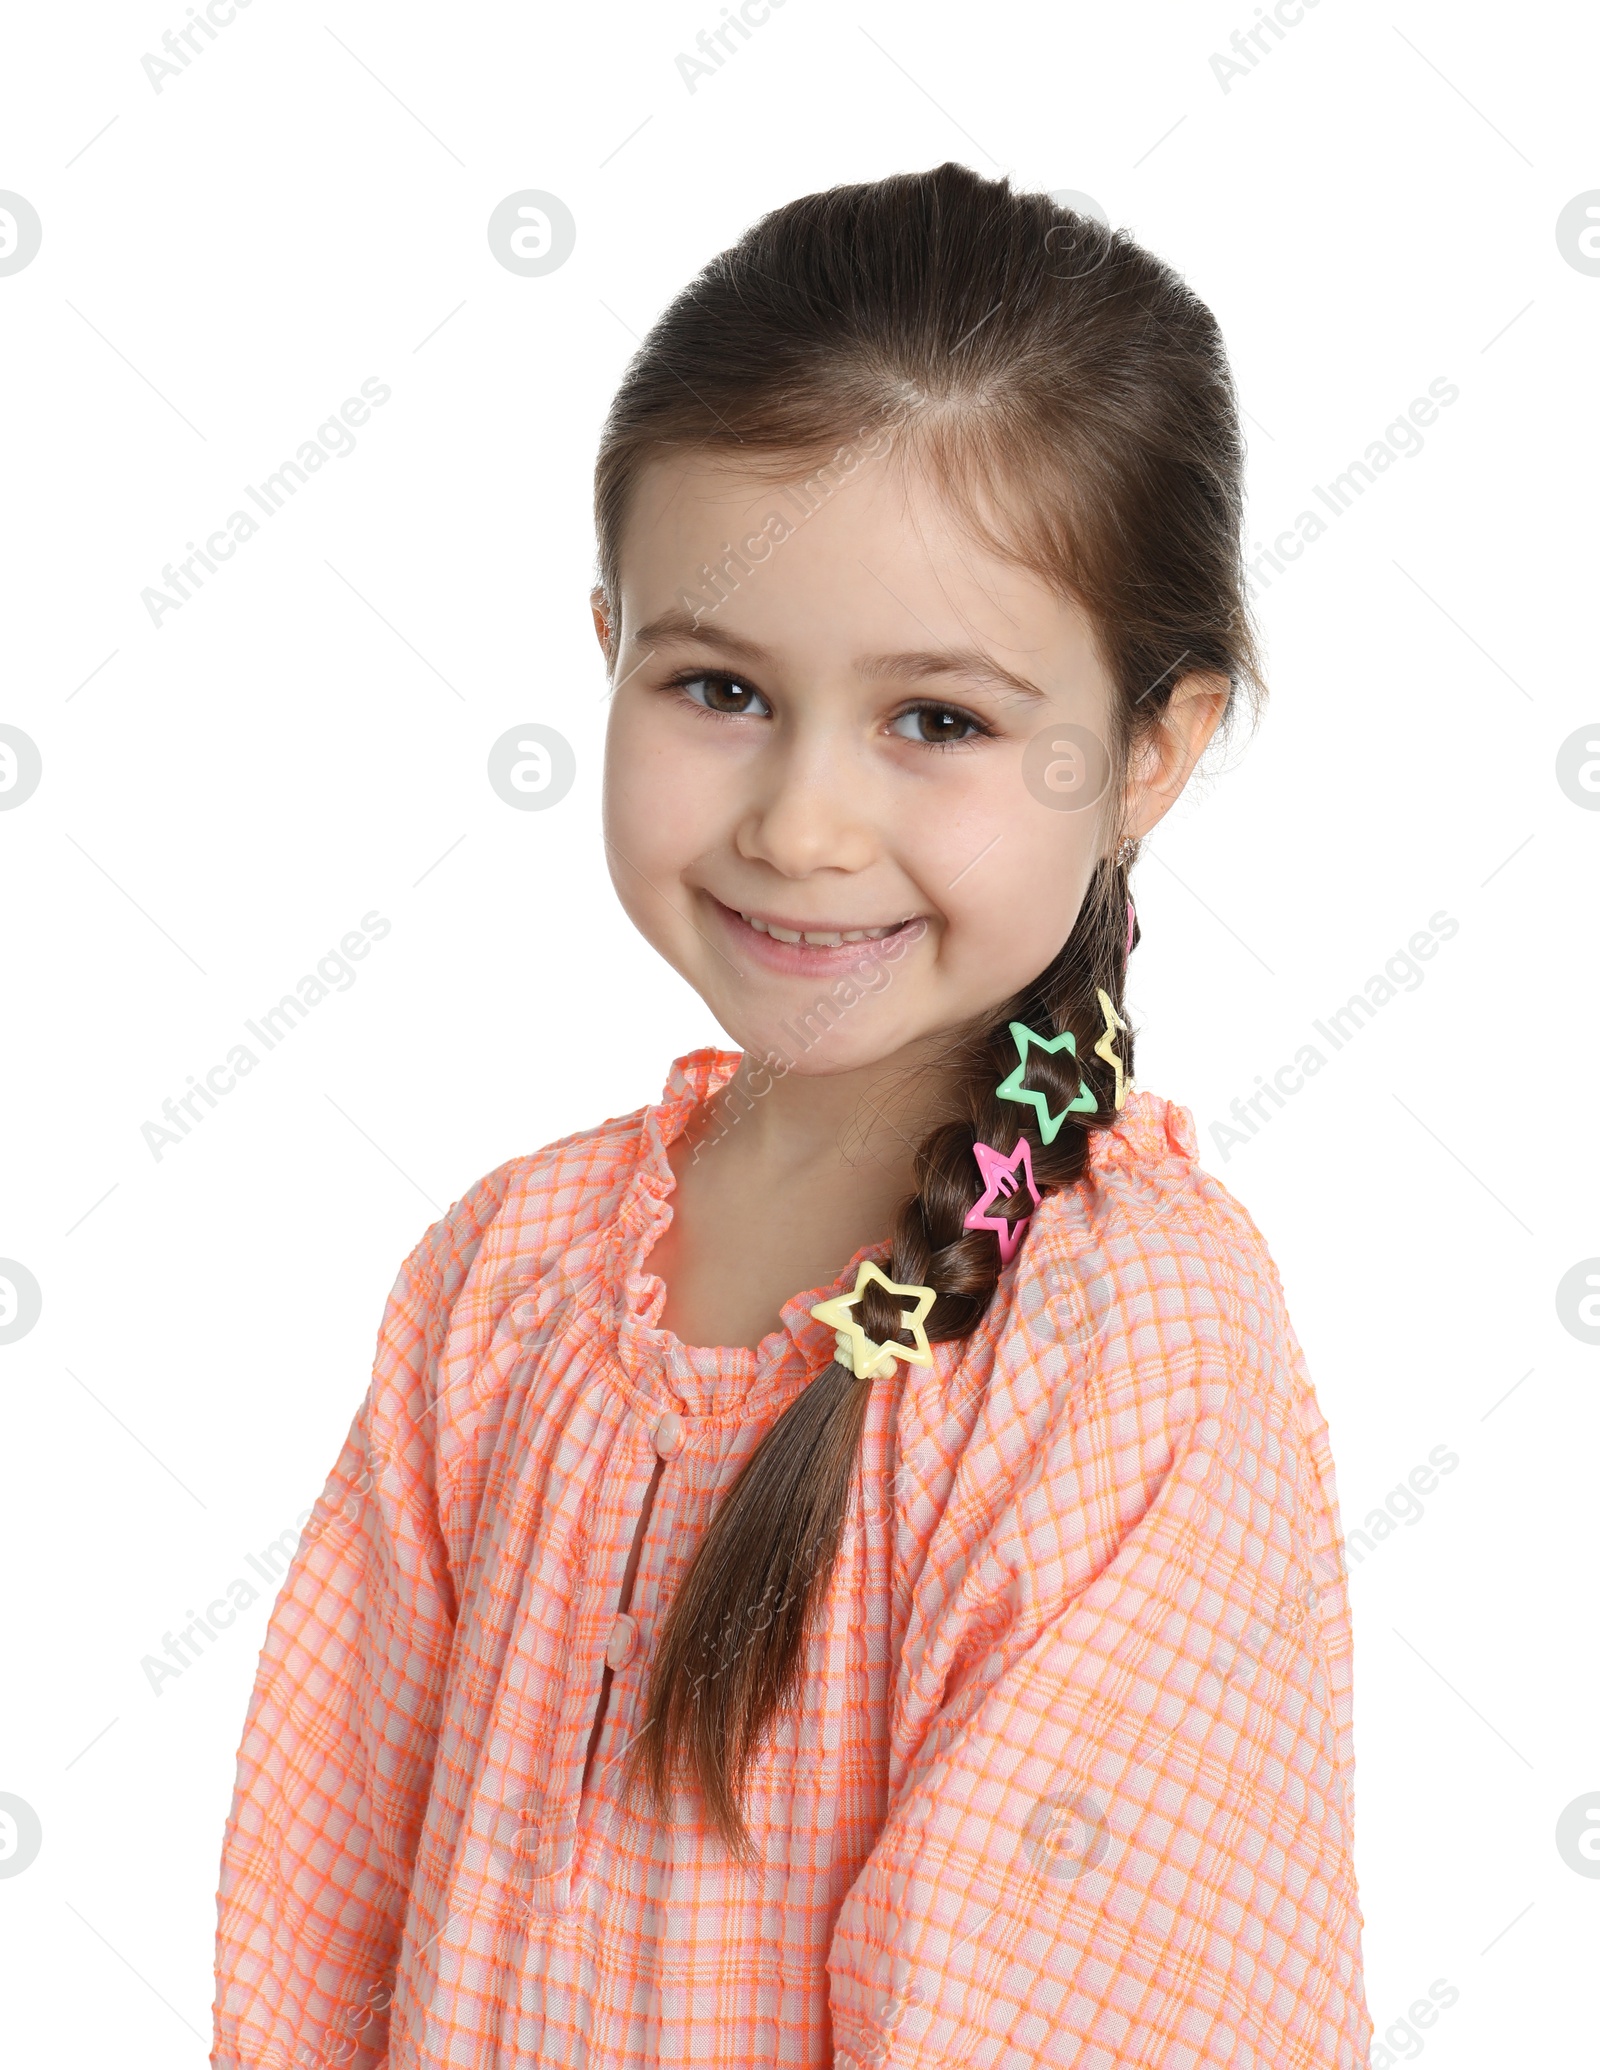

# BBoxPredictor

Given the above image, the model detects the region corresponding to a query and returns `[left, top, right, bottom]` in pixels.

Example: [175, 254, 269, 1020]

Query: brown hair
[592, 162, 1266, 1858]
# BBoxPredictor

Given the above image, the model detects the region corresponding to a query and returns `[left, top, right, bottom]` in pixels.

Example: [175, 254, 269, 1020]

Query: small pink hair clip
[963, 1139, 1042, 1264]
[1126, 895, 1137, 958]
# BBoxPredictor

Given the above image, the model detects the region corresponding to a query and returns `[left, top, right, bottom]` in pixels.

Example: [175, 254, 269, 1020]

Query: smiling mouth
[712, 899, 917, 948]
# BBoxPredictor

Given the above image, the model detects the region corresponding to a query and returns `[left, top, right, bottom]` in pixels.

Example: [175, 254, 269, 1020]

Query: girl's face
[598, 448, 1216, 1077]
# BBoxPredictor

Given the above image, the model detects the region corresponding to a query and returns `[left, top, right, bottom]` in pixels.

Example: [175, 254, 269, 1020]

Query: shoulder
[376, 1047, 740, 1413]
[397, 1100, 651, 1324]
[1014, 1089, 1306, 1411]
[360, 1102, 654, 1477]
[895, 1095, 1344, 1717]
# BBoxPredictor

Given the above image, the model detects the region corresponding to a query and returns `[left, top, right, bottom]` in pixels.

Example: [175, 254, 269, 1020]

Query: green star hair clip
[995, 1019, 1097, 1142]
[810, 1260, 936, 1381]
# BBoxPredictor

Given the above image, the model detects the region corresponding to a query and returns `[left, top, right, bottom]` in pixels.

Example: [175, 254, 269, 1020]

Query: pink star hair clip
[963, 1139, 1043, 1264]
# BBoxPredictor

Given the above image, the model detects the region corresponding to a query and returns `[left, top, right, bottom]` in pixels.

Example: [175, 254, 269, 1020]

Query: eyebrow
[858, 647, 1047, 704]
[628, 610, 1048, 703]
[631, 610, 766, 659]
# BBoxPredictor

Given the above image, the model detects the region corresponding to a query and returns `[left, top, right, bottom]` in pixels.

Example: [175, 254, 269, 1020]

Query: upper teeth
[740, 912, 902, 946]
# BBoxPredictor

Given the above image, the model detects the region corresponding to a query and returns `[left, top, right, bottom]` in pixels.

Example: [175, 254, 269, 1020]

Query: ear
[1120, 670, 1231, 841]
[590, 585, 614, 665]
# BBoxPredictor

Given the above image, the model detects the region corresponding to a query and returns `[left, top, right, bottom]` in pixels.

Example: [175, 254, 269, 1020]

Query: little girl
[212, 164, 1371, 2068]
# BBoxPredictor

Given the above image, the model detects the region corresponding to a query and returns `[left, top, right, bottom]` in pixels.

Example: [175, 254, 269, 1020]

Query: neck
[713, 1033, 962, 1192]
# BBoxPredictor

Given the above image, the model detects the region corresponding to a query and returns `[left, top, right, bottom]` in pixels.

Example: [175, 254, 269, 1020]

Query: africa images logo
[140, 378, 391, 629]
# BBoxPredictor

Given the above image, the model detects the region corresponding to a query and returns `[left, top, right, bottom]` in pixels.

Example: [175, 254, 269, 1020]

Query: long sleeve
[826, 1238, 1370, 2070]
[210, 1247, 461, 2070]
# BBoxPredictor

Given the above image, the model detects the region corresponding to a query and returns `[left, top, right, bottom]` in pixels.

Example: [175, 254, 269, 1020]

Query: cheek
[603, 699, 718, 867]
[943, 869, 1084, 990]
[923, 765, 1101, 910]
[920, 787, 1100, 979]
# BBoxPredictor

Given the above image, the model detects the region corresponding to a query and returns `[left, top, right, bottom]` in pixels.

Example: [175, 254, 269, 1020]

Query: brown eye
[678, 672, 770, 717]
[890, 703, 983, 745]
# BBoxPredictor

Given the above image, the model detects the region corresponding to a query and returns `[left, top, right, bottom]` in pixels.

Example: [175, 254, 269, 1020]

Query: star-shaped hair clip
[1093, 988, 1131, 1110]
[963, 1139, 1042, 1264]
[995, 1020, 1097, 1142]
[810, 1261, 937, 1381]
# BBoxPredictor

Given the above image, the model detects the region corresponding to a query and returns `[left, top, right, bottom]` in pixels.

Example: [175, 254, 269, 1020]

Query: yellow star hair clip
[810, 1261, 936, 1381]
[1093, 987, 1131, 1110]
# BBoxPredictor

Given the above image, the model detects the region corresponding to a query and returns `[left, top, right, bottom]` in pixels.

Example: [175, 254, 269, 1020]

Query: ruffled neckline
[600, 1046, 1197, 1421]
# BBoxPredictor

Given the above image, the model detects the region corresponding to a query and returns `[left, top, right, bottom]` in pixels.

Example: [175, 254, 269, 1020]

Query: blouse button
[652, 1411, 685, 1460]
[509, 1295, 541, 1332]
[605, 1613, 640, 1670]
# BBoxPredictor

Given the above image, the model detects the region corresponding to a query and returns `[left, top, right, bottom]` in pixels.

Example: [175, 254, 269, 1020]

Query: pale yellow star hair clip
[1093, 987, 1131, 1110]
[810, 1261, 937, 1381]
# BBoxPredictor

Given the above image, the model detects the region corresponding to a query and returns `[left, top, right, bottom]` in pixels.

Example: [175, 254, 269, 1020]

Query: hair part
[592, 161, 1266, 1858]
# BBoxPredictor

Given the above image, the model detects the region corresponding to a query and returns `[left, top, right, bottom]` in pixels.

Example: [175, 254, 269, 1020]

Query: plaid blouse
[211, 1047, 1371, 2068]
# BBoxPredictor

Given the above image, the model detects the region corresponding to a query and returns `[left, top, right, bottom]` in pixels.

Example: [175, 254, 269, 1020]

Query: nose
[734, 730, 881, 879]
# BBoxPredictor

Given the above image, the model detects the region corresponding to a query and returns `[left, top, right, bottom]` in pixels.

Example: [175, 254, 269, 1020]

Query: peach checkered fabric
[211, 1047, 1370, 2069]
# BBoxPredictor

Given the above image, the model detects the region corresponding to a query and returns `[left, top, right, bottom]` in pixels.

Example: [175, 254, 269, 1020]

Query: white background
[2, 0, 1596, 2062]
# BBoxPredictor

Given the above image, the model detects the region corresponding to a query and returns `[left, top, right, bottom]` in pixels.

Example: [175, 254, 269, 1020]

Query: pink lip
[706, 897, 925, 977]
